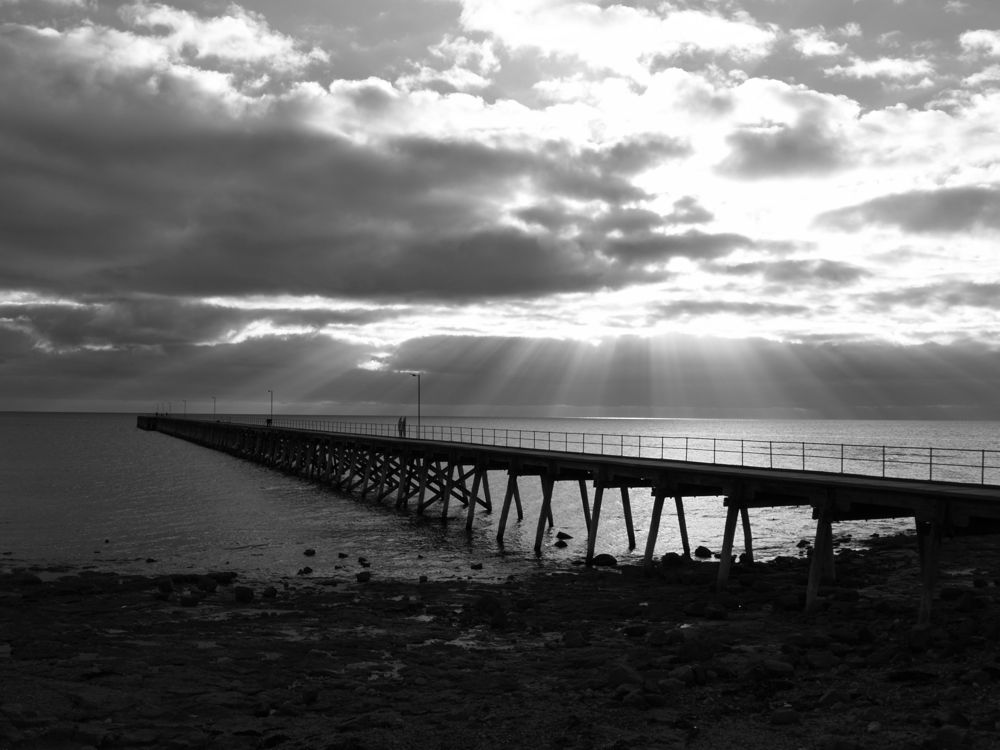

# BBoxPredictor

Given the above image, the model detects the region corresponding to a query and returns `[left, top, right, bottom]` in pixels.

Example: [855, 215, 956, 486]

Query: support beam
[716, 503, 740, 590]
[480, 470, 493, 513]
[620, 487, 636, 550]
[740, 506, 754, 565]
[466, 464, 484, 531]
[415, 459, 430, 513]
[585, 483, 605, 566]
[534, 474, 555, 554]
[497, 472, 519, 545]
[916, 519, 942, 626]
[675, 496, 691, 558]
[805, 508, 833, 614]
[644, 490, 667, 570]
[578, 478, 592, 533]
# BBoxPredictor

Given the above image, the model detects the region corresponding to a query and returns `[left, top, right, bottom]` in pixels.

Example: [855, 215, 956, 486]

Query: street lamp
[267, 389, 273, 426]
[410, 372, 421, 438]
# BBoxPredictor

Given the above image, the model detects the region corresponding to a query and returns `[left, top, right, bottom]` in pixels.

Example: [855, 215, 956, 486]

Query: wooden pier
[138, 415, 1000, 623]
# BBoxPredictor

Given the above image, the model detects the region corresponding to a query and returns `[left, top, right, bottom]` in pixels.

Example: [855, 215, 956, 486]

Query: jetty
[137, 415, 1000, 623]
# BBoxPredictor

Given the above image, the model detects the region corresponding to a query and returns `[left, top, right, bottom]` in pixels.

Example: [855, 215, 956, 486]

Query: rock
[606, 662, 644, 689]
[648, 628, 684, 647]
[930, 725, 967, 749]
[615, 618, 644, 636]
[556, 531, 573, 540]
[660, 552, 685, 567]
[694, 545, 713, 559]
[234, 586, 254, 603]
[668, 665, 696, 685]
[337, 552, 348, 559]
[805, 650, 840, 670]
[296, 567, 313, 576]
[356, 571, 371, 583]
[770, 708, 801, 725]
[760, 659, 795, 676]
[554, 540, 568, 548]
[471, 594, 507, 628]
[816, 737, 860, 750]
[591, 553, 618, 567]
[470, 562, 483, 570]
[179, 591, 201, 607]
[303, 548, 316, 557]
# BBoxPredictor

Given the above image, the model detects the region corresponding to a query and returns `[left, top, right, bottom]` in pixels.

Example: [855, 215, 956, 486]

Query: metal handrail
[156, 414, 1000, 486]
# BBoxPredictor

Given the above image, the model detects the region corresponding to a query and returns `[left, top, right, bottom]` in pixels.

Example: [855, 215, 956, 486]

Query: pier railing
[165, 415, 1000, 486]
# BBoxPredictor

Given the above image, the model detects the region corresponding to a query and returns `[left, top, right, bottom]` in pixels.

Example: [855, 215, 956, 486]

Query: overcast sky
[1, 0, 999, 417]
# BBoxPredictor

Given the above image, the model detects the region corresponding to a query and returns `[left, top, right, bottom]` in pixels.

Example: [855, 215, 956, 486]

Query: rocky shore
[3, 533, 1000, 750]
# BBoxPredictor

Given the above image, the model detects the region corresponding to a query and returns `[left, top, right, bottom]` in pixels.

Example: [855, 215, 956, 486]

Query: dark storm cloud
[0, 326, 371, 408]
[654, 300, 809, 318]
[722, 259, 870, 287]
[867, 281, 1000, 311]
[603, 230, 753, 266]
[0, 299, 397, 350]
[718, 113, 847, 179]
[664, 196, 713, 225]
[816, 184, 1000, 233]
[0, 23, 684, 303]
[583, 134, 692, 174]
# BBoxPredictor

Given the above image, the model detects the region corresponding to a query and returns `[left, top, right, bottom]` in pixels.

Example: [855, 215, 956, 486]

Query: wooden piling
[643, 489, 667, 570]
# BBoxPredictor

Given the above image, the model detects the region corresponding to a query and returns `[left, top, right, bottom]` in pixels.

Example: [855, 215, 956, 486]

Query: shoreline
[3, 532, 1000, 749]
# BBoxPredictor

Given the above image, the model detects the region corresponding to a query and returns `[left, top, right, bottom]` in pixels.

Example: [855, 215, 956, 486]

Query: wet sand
[2, 533, 1000, 750]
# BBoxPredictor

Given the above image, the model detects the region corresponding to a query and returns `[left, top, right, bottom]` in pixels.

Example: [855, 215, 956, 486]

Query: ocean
[2, 413, 998, 584]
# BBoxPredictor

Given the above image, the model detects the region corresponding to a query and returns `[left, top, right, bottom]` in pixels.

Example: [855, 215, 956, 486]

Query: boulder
[591, 554, 618, 567]
[694, 545, 713, 559]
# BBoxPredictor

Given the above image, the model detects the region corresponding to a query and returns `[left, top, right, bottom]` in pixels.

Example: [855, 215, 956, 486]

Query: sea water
[1, 413, 998, 584]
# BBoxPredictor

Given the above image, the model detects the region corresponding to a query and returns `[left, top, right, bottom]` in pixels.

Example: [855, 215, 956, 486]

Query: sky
[1, 0, 999, 418]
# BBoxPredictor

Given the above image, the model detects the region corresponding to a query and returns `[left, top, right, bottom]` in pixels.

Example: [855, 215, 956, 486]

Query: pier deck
[138, 415, 1000, 622]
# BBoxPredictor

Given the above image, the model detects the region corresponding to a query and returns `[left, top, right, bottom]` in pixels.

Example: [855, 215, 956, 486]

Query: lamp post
[267, 389, 273, 426]
[410, 372, 421, 438]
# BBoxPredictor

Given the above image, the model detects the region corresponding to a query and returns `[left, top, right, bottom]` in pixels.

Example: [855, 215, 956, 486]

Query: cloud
[790, 27, 847, 57]
[718, 112, 847, 179]
[0, 19, 700, 302]
[456, 0, 777, 80]
[603, 230, 753, 266]
[825, 56, 935, 81]
[868, 281, 1000, 311]
[817, 184, 1000, 233]
[0, 297, 400, 351]
[119, 1, 329, 73]
[655, 300, 809, 318]
[960, 29, 1000, 57]
[664, 196, 713, 224]
[722, 258, 869, 287]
